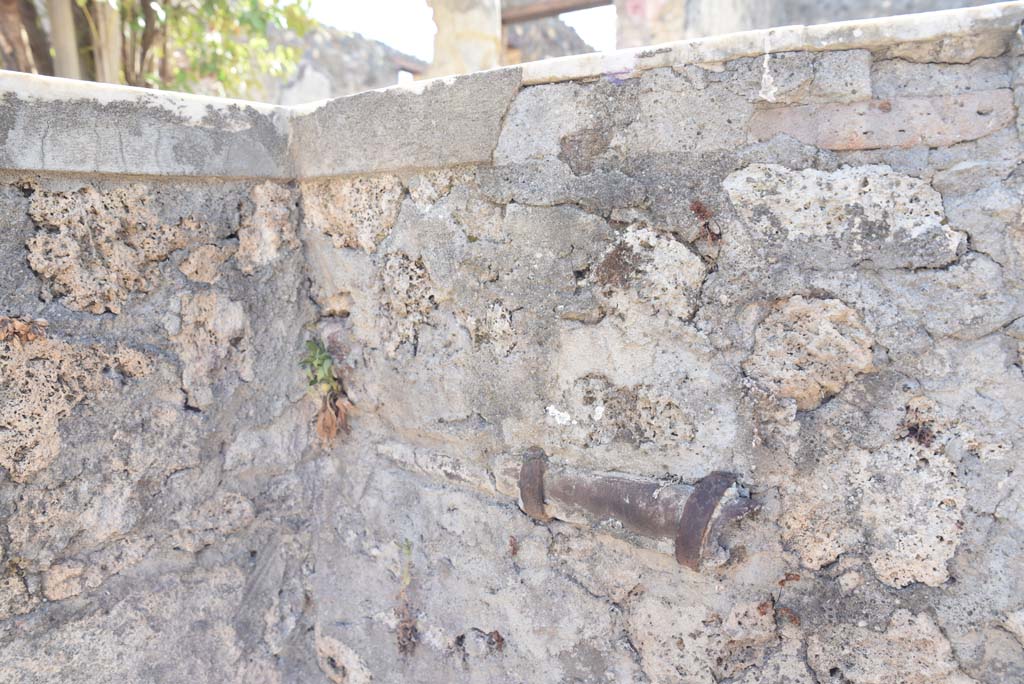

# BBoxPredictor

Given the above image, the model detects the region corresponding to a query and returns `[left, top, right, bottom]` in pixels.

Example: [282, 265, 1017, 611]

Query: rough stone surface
[807, 610, 976, 683]
[743, 296, 875, 411]
[173, 291, 254, 410]
[26, 184, 211, 313]
[1, 173, 318, 683]
[749, 91, 1016, 150]
[0, 74, 290, 178]
[290, 67, 523, 177]
[179, 243, 236, 284]
[3, 5, 1024, 683]
[0, 336, 148, 482]
[593, 226, 708, 321]
[872, 57, 1011, 98]
[724, 163, 963, 269]
[301, 174, 405, 252]
[235, 182, 299, 273]
[756, 49, 873, 105]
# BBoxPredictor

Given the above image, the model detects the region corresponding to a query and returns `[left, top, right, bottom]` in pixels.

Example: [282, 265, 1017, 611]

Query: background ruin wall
[2, 3, 1024, 682]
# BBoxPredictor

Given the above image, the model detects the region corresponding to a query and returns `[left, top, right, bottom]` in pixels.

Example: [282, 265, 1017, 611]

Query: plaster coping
[292, 0, 1024, 113]
[6, 0, 1022, 120]
[517, 0, 1024, 85]
[0, 69, 288, 125]
[2, 0, 1023, 179]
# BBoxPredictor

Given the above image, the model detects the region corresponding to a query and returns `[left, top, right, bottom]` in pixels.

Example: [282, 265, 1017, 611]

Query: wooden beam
[501, 0, 612, 24]
[391, 53, 427, 75]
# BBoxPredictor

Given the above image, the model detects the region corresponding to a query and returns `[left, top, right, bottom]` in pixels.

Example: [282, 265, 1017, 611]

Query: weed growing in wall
[300, 338, 353, 446]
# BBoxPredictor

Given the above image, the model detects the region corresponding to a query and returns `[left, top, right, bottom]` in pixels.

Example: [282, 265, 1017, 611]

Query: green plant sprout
[300, 339, 340, 396]
[299, 338, 352, 444]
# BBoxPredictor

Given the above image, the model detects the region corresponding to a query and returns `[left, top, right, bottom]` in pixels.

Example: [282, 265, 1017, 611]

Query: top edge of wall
[293, 0, 1024, 109]
[517, 0, 1024, 85]
[2, 1, 1024, 180]
[0, 71, 293, 180]
[0, 70, 289, 116]
[288, 0, 1024, 179]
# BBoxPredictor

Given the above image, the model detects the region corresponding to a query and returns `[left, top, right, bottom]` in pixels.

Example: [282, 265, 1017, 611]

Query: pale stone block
[749, 90, 1015, 150]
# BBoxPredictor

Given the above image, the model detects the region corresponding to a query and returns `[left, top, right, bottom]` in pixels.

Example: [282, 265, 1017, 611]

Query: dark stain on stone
[637, 46, 674, 59]
[593, 242, 641, 289]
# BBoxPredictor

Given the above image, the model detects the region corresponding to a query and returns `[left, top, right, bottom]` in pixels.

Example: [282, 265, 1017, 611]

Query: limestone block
[180, 244, 236, 284]
[466, 202, 615, 336]
[476, 160, 645, 213]
[724, 164, 962, 269]
[235, 182, 299, 273]
[614, 68, 754, 155]
[749, 90, 1015, 150]
[0, 336, 148, 482]
[782, 397, 967, 585]
[467, 301, 516, 356]
[808, 50, 873, 103]
[405, 169, 459, 208]
[493, 76, 640, 178]
[494, 81, 586, 165]
[289, 67, 522, 177]
[42, 560, 85, 600]
[26, 185, 209, 314]
[931, 159, 1019, 197]
[0, 78, 290, 178]
[592, 227, 708, 321]
[0, 575, 35, 621]
[858, 439, 965, 588]
[875, 32, 1008, 64]
[173, 291, 253, 410]
[302, 233, 378, 329]
[780, 470, 865, 570]
[872, 57, 1010, 98]
[379, 253, 439, 355]
[301, 175, 404, 253]
[743, 296, 874, 411]
[548, 373, 696, 449]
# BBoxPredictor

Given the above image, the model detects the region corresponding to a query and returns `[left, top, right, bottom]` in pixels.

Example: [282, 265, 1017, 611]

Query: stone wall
[615, 0, 1001, 48]
[2, 3, 1024, 682]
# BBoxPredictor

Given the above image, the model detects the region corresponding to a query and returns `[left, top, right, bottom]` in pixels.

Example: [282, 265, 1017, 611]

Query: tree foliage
[119, 0, 313, 97]
[4, 0, 314, 98]
[0, 0, 53, 74]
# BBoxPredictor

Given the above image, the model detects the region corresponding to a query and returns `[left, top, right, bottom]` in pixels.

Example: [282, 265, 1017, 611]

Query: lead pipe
[517, 449, 757, 570]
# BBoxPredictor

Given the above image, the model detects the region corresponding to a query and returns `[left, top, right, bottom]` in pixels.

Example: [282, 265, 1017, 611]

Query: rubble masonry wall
[2, 3, 1024, 682]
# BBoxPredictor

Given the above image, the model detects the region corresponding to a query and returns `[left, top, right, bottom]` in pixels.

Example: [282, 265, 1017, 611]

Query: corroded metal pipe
[517, 449, 757, 570]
